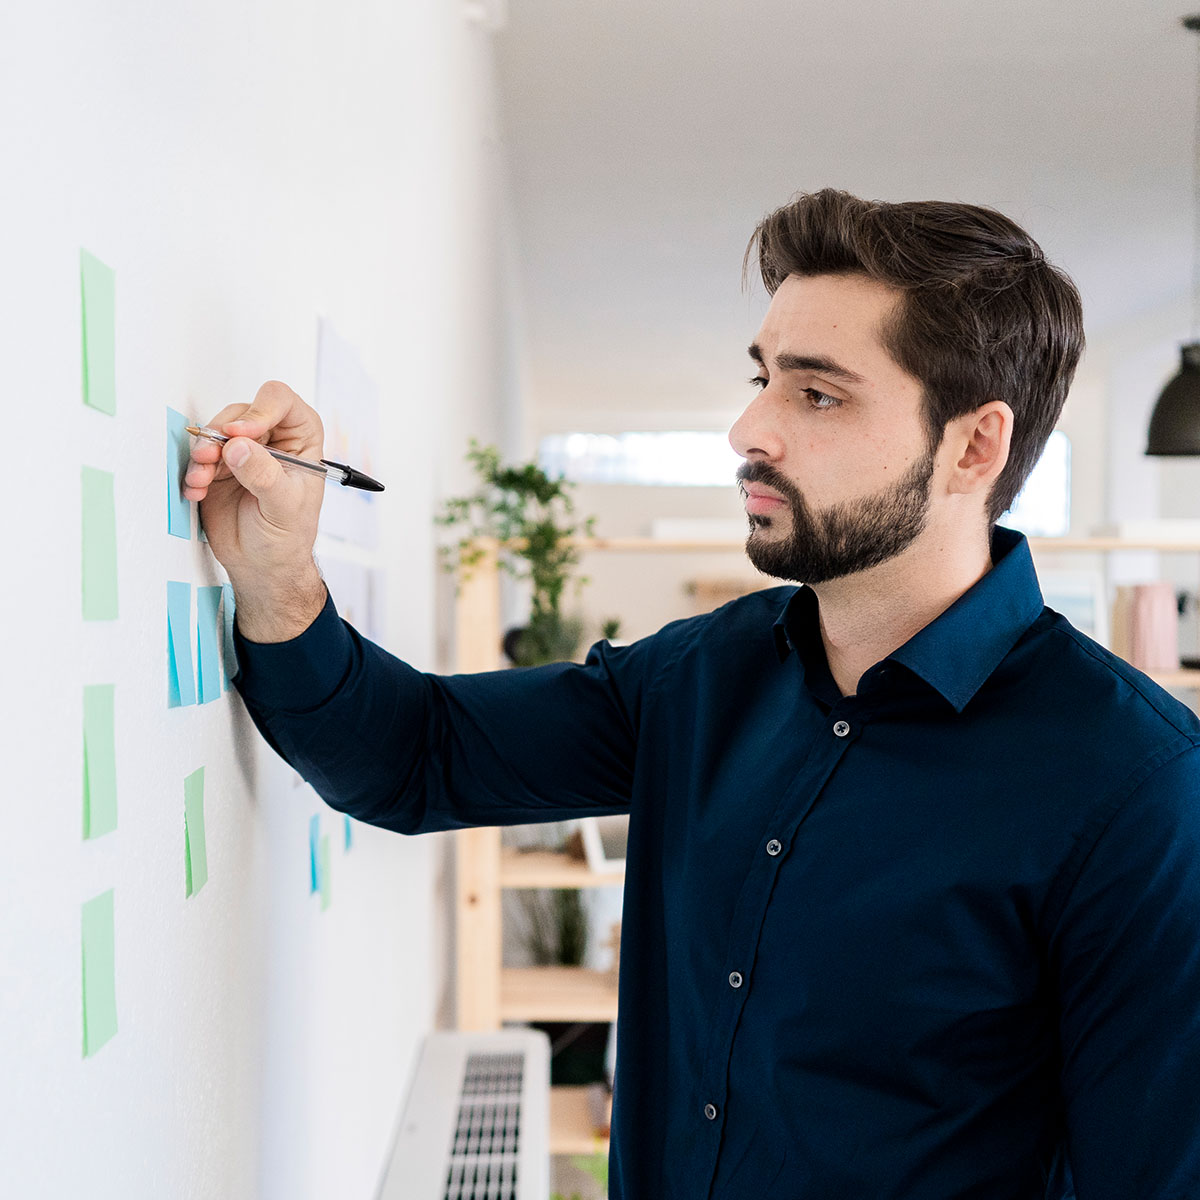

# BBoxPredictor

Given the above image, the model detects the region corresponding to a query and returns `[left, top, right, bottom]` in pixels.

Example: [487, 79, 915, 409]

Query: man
[185, 189, 1200, 1198]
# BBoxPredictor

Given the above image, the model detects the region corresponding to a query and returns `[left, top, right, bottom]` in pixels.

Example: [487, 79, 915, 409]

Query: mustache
[735, 460, 799, 502]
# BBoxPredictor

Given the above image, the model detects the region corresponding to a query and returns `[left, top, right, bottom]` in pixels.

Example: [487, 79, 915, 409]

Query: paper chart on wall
[319, 556, 386, 644]
[314, 316, 380, 548]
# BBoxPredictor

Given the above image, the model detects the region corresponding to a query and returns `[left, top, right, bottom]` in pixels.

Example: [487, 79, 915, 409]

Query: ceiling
[493, 0, 1198, 430]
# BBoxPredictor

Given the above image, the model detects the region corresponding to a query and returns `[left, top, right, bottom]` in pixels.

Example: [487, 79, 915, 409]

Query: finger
[222, 381, 321, 453]
[220, 436, 304, 527]
[203, 401, 255, 430]
[183, 455, 233, 496]
[186, 403, 252, 488]
[188, 438, 224, 464]
[183, 458, 217, 490]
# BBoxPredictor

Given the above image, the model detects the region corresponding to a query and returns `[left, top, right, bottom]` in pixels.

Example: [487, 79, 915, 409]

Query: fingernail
[226, 439, 250, 468]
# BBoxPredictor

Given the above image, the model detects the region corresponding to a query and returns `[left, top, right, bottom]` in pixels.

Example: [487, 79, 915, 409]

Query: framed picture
[1039, 569, 1109, 649]
[579, 815, 629, 873]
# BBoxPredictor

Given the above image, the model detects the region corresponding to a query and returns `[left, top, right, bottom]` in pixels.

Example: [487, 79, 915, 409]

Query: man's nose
[729, 388, 785, 462]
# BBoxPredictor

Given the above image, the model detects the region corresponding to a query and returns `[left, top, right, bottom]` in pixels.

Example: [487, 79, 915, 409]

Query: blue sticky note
[309, 815, 320, 894]
[196, 586, 223, 704]
[344, 814, 352, 851]
[167, 581, 196, 707]
[221, 583, 237, 688]
[167, 407, 192, 539]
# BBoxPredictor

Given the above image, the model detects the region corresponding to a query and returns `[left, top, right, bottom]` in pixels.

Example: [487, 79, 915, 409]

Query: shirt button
[833, 720, 850, 737]
[704, 1103, 718, 1120]
[728, 971, 743, 988]
[766, 838, 783, 856]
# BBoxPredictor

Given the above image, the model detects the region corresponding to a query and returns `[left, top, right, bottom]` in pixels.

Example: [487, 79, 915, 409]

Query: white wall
[0, 2, 508, 1197]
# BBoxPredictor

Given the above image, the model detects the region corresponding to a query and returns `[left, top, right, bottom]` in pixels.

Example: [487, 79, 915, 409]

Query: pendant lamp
[1147, 15, 1200, 456]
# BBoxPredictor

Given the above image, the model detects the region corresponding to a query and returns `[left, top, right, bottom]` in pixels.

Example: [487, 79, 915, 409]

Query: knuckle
[210, 403, 250, 425]
[254, 380, 293, 412]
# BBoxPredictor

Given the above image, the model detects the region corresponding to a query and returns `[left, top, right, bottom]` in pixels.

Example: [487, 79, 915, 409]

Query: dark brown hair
[745, 188, 1084, 526]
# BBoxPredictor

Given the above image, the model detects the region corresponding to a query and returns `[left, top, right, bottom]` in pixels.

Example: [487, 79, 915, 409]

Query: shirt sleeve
[231, 591, 645, 834]
[1050, 741, 1200, 1198]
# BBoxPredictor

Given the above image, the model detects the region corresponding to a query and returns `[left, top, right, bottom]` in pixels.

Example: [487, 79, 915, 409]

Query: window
[1001, 430, 1070, 537]
[537, 432, 740, 487]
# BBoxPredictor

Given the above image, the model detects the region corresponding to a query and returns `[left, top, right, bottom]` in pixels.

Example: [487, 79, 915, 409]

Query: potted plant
[435, 439, 598, 666]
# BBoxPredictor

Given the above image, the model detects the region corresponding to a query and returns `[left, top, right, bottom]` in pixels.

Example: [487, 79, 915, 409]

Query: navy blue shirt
[235, 525, 1200, 1199]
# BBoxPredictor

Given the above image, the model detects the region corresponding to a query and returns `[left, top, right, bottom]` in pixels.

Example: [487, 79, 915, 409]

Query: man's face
[729, 272, 941, 586]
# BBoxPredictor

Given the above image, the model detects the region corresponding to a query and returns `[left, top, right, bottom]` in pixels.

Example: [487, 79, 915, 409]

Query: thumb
[222, 437, 295, 522]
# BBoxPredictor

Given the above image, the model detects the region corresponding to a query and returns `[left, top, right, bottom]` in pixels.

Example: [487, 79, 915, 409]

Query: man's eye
[747, 375, 768, 390]
[805, 388, 841, 410]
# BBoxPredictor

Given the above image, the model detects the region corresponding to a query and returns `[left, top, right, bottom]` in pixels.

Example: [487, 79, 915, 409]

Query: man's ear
[946, 401, 1013, 495]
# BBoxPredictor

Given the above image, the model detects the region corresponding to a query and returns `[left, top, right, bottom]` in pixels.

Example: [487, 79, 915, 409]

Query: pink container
[1130, 581, 1180, 673]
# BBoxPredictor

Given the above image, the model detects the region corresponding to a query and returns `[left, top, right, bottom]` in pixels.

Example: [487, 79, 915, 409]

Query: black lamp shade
[1147, 342, 1200, 455]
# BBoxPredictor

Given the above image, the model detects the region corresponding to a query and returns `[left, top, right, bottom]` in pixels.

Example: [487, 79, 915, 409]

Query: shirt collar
[771, 525, 1045, 712]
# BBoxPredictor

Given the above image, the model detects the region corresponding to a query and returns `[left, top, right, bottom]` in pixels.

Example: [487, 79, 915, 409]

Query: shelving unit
[451, 534, 1200, 1153]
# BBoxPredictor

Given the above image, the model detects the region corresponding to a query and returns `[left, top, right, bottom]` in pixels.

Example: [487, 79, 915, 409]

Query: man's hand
[184, 380, 327, 642]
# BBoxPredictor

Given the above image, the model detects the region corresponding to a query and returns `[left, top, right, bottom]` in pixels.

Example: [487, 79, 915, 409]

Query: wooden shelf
[1149, 669, 1200, 690]
[1027, 538, 1200, 552]
[500, 846, 625, 889]
[550, 1084, 612, 1156]
[500, 966, 619, 1022]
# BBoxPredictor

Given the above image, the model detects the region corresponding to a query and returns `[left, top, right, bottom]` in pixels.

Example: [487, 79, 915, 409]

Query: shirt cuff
[232, 590, 355, 712]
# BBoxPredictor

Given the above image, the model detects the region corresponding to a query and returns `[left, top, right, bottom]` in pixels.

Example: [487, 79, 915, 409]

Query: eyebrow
[747, 343, 867, 386]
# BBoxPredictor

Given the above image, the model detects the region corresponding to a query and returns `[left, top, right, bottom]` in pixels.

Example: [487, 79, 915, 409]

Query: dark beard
[738, 445, 938, 585]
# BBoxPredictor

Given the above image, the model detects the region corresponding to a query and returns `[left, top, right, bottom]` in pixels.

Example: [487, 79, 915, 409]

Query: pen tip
[185, 425, 201, 435]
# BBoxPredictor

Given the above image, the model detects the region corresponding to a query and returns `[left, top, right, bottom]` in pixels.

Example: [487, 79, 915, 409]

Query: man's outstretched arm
[232, 591, 641, 832]
[187, 381, 642, 832]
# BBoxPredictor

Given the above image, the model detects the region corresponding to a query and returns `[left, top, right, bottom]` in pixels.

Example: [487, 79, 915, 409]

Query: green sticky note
[319, 835, 331, 911]
[80, 249, 116, 415]
[184, 767, 208, 897]
[82, 889, 117, 1057]
[82, 684, 117, 839]
[81, 466, 118, 620]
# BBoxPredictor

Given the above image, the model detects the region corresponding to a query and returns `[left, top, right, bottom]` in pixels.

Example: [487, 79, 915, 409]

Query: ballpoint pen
[186, 425, 385, 492]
